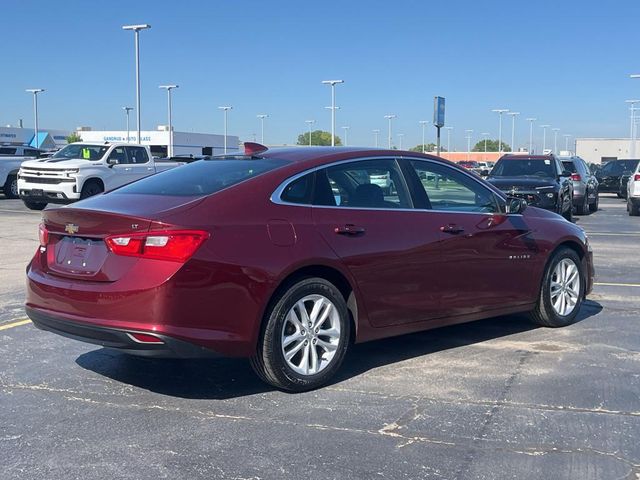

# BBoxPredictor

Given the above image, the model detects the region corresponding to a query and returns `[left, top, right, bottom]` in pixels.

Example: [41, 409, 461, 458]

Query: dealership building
[575, 138, 639, 164]
[0, 126, 71, 149]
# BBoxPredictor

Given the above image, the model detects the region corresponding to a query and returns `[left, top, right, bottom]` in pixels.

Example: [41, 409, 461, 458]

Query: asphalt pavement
[1, 195, 639, 480]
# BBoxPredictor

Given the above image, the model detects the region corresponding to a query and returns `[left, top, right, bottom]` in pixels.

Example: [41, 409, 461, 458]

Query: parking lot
[1, 196, 639, 480]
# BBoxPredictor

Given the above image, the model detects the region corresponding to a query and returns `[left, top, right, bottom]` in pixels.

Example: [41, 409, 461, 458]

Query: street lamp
[122, 24, 151, 144]
[384, 114, 396, 149]
[563, 134, 572, 152]
[540, 125, 551, 152]
[398, 133, 404, 150]
[552, 128, 560, 153]
[305, 120, 315, 146]
[321, 79, 344, 146]
[526, 118, 537, 153]
[25, 89, 44, 148]
[122, 106, 133, 143]
[341, 126, 350, 146]
[218, 106, 232, 154]
[159, 85, 178, 157]
[419, 120, 429, 153]
[372, 129, 380, 148]
[492, 109, 509, 152]
[445, 126, 453, 153]
[625, 100, 640, 157]
[481, 132, 490, 153]
[257, 114, 268, 144]
[465, 129, 473, 160]
[507, 111, 520, 152]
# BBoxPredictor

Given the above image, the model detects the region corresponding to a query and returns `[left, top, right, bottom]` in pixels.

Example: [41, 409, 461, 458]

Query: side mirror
[506, 196, 527, 214]
[560, 170, 572, 177]
[107, 157, 117, 168]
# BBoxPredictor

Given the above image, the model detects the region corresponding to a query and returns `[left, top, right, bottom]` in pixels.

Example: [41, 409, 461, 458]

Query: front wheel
[529, 248, 584, 327]
[80, 180, 104, 199]
[251, 278, 351, 392]
[562, 198, 573, 222]
[3, 175, 18, 199]
[22, 200, 47, 210]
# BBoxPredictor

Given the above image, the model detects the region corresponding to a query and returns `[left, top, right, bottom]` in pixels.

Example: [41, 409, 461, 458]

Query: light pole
[445, 126, 453, 153]
[492, 109, 509, 152]
[540, 125, 550, 152]
[507, 111, 520, 152]
[321, 80, 344, 146]
[123, 106, 133, 143]
[563, 134, 572, 152]
[257, 114, 268, 144]
[552, 128, 560, 153]
[625, 100, 640, 157]
[122, 24, 151, 144]
[159, 85, 178, 157]
[372, 129, 380, 147]
[398, 133, 404, 150]
[384, 115, 396, 149]
[481, 132, 490, 153]
[526, 117, 537, 153]
[419, 120, 429, 153]
[465, 130, 473, 160]
[218, 106, 232, 154]
[341, 126, 350, 146]
[305, 120, 315, 146]
[25, 89, 44, 148]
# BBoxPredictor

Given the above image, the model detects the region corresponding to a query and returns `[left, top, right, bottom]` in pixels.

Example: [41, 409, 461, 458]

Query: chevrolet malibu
[26, 145, 594, 391]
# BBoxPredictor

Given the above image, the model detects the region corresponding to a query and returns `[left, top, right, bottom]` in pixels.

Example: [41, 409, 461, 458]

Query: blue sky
[3, 0, 640, 150]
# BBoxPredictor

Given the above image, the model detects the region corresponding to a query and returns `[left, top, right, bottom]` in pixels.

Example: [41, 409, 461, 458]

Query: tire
[575, 194, 589, 215]
[3, 174, 18, 199]
[616, 193, 624, 199]
[589, 192, 599, 213]
[80, 180, 104, 199]
[529, 248, 584, 327]
[562, 198, 573, 222]
[629, 199, 640, 217]
[250, 277, 351, 392]
[23, 200, 47, 211]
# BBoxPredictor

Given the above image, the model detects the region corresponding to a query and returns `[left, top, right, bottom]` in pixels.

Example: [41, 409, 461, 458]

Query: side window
[126, 147, 150, 164]
[409, 160, 500, 213]
[280, 172, 314, 204]
[0, 147, 17, 155]
[108, 147, 128, 164]
[313, 158, 411, 209]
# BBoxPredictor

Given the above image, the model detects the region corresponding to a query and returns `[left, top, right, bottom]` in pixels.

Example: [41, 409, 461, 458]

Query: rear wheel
[529, 248, 584, 327]
[589, 192, 599, 212]
[629, 199, 640, 216]
[80, 180, 104, 199]
[3, 174, 18, 199]
[250, 277, 351, 392]
[23, 200, 47, 210]
[575, 194, 589, 215]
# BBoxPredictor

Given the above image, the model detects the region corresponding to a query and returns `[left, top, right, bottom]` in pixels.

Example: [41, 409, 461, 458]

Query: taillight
[38, 223, 49, 246]
[105, 230, 209, 262]
[635, 174, 640, 181]
[570, 173, 581, 181]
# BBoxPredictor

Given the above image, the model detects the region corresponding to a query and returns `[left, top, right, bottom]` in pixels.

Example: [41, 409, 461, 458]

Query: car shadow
[75, 300, 603, 400]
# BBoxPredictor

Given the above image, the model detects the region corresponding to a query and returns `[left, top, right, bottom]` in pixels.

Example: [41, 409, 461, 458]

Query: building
[575, 138, 639, 164]
[0, 126, 71, 149]
[77, 127, 239, 157]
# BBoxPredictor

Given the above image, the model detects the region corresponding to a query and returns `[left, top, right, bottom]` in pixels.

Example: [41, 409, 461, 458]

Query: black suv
[487, 154, 574, 221]
[595, 159, 639, 197]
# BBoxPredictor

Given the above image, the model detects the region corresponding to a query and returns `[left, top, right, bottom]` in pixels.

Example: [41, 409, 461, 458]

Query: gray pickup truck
[0, 146, 44, 199]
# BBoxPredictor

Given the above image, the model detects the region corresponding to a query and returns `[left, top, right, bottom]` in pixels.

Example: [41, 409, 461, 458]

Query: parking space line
[0, 319, 31, 331]
[594, 282, 640, 288]
[585, 232, 640, 236]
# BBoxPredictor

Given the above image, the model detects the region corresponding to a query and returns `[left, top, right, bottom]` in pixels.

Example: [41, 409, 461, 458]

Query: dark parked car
[559, 156, 599, 214]
[26, 145, 594, 391]
[595, 159, 639, 196]
[487, 154, 574, 221]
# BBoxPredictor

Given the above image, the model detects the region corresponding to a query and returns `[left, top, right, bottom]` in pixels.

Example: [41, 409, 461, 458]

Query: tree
[410, 143, 445, 153]
[297, 130, 342, 146]
[472, 139, 511, 152]
[66, 132, 82, 144]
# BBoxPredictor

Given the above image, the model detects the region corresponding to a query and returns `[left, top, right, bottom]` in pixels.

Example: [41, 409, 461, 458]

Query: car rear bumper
[27, 306, 221, 358]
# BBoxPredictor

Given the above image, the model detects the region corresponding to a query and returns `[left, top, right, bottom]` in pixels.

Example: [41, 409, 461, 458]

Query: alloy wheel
[550, 259, 581, 316]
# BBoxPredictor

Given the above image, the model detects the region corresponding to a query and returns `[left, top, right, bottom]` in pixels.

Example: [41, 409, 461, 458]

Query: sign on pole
[433, 96, 445, 156]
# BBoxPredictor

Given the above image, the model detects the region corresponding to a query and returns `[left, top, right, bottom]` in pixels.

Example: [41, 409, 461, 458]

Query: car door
[311, 157, 445, 327]
[107, 146, 140, 190]
[402, 158, 540, 318]
[125, 146, 154, 181]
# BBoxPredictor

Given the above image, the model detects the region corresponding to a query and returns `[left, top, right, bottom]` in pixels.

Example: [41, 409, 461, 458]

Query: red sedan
[26, 144, 594, 391]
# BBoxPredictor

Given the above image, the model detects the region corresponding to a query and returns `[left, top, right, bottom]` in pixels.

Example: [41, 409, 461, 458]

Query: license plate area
[49, 236, 108, 277]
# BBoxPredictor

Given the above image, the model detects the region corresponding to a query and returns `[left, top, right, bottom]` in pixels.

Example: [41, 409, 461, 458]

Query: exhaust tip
[127, 332, 164, 344]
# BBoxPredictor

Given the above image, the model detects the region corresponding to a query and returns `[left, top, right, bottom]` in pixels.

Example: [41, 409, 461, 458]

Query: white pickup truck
[627, 162, 640, 216]
[18, 143, 185, 210]
[0, 146, 44, 199]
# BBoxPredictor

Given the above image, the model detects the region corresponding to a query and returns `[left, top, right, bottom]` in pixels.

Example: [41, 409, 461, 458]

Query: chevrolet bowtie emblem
[65, 223, 79, 234]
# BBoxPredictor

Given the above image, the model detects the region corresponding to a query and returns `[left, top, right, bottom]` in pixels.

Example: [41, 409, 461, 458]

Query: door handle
[335, 224, 366, 236]
[440, 224, 465, 234]
[124, 167, 132, 171]
[147, 167, 153, 171]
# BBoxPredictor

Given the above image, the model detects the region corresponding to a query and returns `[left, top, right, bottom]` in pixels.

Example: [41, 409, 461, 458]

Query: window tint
[281, 172, 314, 204]
[113, 158, 288, 196]
[410, 160, 500, 213]
[313, 159, 410, 209]
[0, 147, 17, 155]
[126, 146, 149, 164]
[108, 147, 128, 164]
[562, 161, 577, 173]
[492, 158, 556, 177]
[24, 149, 39, 157]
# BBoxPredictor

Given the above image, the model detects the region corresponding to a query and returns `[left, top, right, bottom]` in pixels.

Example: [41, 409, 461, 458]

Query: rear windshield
[491, 158, 556, 177]
[112, 158, 288, 196]
[562, 160, 577, 173]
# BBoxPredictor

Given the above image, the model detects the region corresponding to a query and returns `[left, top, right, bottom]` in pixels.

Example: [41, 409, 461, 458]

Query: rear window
[562, 160, 577, 173]
[112, 158, 288, 196]
[491, 158, 556, 177]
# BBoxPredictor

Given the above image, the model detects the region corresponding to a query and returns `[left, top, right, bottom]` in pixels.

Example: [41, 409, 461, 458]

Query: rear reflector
[571, 173, 581, 181]
[127, 332, 164, 344]
[105, 230, 209, 262]
[38, 223, 49, 247]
